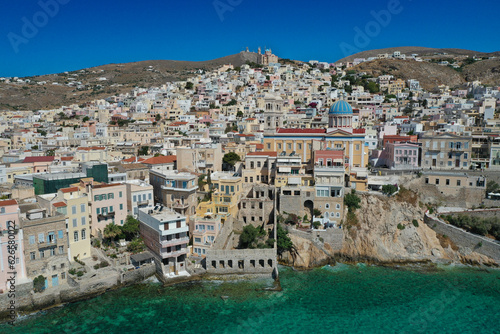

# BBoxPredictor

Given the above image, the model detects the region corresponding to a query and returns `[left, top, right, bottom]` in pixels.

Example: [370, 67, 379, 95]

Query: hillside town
[1, 48, 500, 300]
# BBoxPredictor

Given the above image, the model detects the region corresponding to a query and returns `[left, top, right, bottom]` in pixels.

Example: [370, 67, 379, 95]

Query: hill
[352, 59, 466, 91]
[0, 52, 259, 111]
[337, 46, 500, 63]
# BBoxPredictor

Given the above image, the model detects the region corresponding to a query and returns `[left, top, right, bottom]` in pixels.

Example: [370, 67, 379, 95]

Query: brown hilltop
[0, 52, 259, 111]
[352, 59, 465, 91]
[462, 58, 500, 85]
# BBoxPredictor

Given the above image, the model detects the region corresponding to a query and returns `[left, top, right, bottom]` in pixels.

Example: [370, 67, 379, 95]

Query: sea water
[3, 264, 500, 333]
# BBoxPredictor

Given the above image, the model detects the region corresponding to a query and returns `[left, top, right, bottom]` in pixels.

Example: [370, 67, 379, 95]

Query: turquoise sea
[3, 264, 500, 334]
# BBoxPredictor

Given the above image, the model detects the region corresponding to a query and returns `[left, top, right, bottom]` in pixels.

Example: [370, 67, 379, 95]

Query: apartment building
[419, 133, 472, 170]
[87, 183, 127, 236]
[138, 207, 188, 276]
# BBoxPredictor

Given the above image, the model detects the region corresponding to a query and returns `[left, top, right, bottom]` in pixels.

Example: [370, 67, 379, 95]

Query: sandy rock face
[279, 233, 334, 269]
[337, 193, 493, 266]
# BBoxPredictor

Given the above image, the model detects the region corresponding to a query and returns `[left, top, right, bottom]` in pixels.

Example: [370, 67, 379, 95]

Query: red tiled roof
[77, 146, 105, 151]
[247, 151, 278, 157]
[277, 128, 326, 134]
[170, 122, 188, 126]
[122, 157, 146, 163]
[53, 201, 67, 208]
[0, 199, 17, 207]
[141, 155, 177, 165]
[61, 187, 78, 193]
[61, 157, 74, 161]
[352, 128, 366, 134]
[23, 156, 55, 163]
[255, 144, 264, 150]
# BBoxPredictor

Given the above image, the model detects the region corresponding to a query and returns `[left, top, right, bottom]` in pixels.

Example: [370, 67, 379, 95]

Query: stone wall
[206, 248, 276, 274]
[286, 227, 344, 251]
[120, 264, 156, 284]
[424, 213, 500, 263]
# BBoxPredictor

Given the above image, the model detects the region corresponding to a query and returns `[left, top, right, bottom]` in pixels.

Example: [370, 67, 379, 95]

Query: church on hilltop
[257, 47, 278, 65]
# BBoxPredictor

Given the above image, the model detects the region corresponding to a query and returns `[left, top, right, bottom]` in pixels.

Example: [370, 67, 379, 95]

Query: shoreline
[3, 259, 498, 324]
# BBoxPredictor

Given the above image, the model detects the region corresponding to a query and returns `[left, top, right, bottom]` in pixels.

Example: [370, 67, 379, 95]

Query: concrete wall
[424, 213, 500, 262]
[206, 248, 276, 274]
[286, 226, 344, 251]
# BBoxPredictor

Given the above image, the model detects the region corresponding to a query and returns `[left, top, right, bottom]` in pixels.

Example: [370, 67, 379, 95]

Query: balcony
[160, 249, 187, 259]
[160, 237, 189, 248]
[98, 211, 115, 220]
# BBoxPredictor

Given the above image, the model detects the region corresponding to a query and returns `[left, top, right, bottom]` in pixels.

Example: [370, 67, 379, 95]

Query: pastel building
[138, 207, 188, 276]
[87, 183, 127, 236]
[125, 180, 154, 218]
[0, 199, 27, 293]
[192, 215, 222, 257]
[385, 142, 420, 170]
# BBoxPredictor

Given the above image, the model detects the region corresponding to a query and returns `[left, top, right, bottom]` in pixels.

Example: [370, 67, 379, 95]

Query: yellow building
[263, 128, 369, 169]
[58, 187, 91, 260]
[197, 172, 243, 222]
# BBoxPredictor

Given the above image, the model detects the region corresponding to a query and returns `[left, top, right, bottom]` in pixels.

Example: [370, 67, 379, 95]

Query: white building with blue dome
[328, 100, 353, 130]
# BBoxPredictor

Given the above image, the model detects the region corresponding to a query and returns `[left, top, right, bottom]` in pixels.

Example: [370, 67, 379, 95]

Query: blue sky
[1, 0, 499, 77]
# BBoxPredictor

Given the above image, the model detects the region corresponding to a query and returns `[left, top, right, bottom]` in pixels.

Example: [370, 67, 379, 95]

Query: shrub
[382, 184, 398, 196]
[397, 223, 405, 230]
[76, 271, 84, 277]
[68, 268, 76, 275]
[33, 275, 46, 293]
[412, 219, 419, 227]
[477, 241, 483, 248]
[312, 221, 321, 229]
[344, 190, 361, 212]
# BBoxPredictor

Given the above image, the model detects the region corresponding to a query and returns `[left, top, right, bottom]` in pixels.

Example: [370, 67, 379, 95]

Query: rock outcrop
[336, 192, 497, 266]
[279, 232, 335, 269]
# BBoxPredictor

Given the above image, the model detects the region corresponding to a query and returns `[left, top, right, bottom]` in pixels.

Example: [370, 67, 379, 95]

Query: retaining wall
[206, 248, 276, 274]
[424, 213, 500, 262]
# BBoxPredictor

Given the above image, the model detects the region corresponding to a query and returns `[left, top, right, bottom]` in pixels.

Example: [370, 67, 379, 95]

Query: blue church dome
[329, 100, 353, 115]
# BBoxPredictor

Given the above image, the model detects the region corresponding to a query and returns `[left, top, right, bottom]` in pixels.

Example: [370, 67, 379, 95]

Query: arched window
[74, 231, 79, 242]
[81, 229, 86, 240]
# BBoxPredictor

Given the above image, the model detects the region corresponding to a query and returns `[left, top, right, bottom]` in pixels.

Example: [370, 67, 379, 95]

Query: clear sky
[1, 0, 499, 77]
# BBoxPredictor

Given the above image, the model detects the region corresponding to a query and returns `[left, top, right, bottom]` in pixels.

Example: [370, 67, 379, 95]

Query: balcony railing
[172, 201, 189, 209]
[160, 237, 189, 247]
[160, 249, 188, 259]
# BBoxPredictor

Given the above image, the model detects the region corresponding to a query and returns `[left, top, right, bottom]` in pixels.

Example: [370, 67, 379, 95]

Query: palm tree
[103, 223, 121, 240]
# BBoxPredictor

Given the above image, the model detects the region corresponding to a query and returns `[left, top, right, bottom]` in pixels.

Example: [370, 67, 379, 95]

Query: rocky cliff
[281, 190, 497, 269]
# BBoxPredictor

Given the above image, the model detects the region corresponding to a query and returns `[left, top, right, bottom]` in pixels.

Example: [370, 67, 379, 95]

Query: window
[356, 144, 360, 151]
[464, 153, 468, 159]
[82, 229, 86, 240]
[96, 208, 100, 214]
[446, 179, 450, 185]
[435, 179, 439, 185]
[39, 250, 44, 259]
[119, 191, 123, 198]
[195, 237, 201, 243]
[464, 142, 469, 149]
[448, 161, 452, 166]
[30, 252, 35, 260]
[29, 235, 35, 244]
[74, 231, 79, 242]
[50, 248, 55, 256]
[325, 204, 330, 209]
[61, 272, 66, 279]
[71, 205, 77, 215]
[38, 233, 44, 243]
[48, 232, 55, 244]
[278, 143, 282, 150]
[298, 143, 302, 150]
[425, 178, 429, 184]
[108, 193, 114, 199]
[463, 162, 467, 167]
[336, 212, 340, 218]
[336, 204, 341, 210]
[58, 230, 64, 239]
[148, 193, 152, 200]
[80, 204, 86, 213]
[120, 204, 123, 210]
[102, 194, 107, 200]
[72, 218, 77, 228]
[81, 216, 86, 225]
[59, 246, 64, 254]
[133, 195, 137, 202]
[94, 195, 99, 201]
[457, 180, 461, 186]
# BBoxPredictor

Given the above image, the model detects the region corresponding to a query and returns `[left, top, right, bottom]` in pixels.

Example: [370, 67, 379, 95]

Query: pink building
[192, 216, 221, 257]
[0, 199, 27, 293]
[87, 183, 127, 236]
[386, 142, 420, 169]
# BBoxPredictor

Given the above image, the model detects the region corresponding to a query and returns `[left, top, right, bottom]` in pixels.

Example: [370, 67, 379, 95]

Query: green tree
[33, 275, 46, 293]
[46, 149, 55, 156]
[486, 181, 499, 194]
[277, 224, 295, 257]
[82, 116, 90, 122]
[365, 81, 380, 93]
[138, 146, 149, 156]
[122, 215, 140, 241]
[223, 152, 240, 166]
[382, 184, 398, 196]
[238, 225, 265, 249]
[155, 114, 161, 121]
[185, 82, 194, 90]
[224, 99, 237, 106]
[32, 145, 39, 150]
[344, 190, 361, 212]
[236, 110, 244, 118]
[103, 223, 122, 240]
[313, 208, 322, 217]
[37, 129, 47, 137]
[127, 238, 145, 253]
